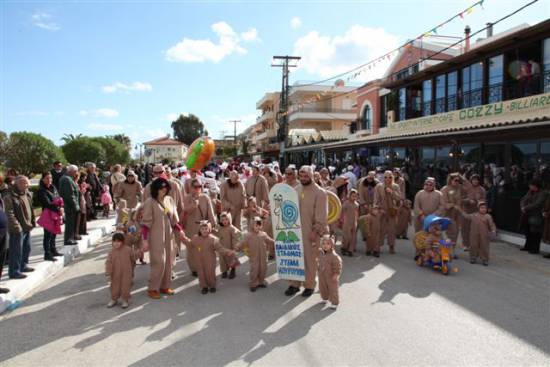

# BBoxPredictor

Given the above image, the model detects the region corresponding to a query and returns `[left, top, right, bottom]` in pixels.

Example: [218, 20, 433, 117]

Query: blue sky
[1, 0, 548, 156]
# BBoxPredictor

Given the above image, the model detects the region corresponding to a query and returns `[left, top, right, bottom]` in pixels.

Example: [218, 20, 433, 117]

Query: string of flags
[280, 0, 484, 116]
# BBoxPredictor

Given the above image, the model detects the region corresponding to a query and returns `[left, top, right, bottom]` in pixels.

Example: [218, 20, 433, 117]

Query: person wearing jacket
[85, 162, 102, 219]
[38, 172, 64, 261]
[59, 165, 80, 246]
[4, 175, 36, 279]
[520, 179, 546, 254]
[0, 195, 9, 292]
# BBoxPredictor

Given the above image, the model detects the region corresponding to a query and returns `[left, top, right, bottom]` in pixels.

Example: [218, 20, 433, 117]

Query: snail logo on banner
[269, 183, 305, 281]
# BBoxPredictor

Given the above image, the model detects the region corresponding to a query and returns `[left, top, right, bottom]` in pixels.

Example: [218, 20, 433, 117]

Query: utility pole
[272, 55, 300, 167]
[228, 120, 241, 156]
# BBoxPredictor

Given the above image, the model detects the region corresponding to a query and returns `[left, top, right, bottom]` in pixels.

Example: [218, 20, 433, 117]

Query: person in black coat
[50, 161, 65, 191]
[0, 195, 9, 293]
[38, 172, 64, 261]
[85, 162, 101, 220]
[520, 178, 547, 254]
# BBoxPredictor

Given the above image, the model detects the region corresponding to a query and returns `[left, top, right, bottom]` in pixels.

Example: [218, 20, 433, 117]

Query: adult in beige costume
[114, 170, 143, 209]
[220, 170, 246, 230]
[373, 171, 402, 254]
[357, 171, 378, 216]
[285, 165, 328, 298]
[245, 166, 270, 208]
[413, 177, 443, 232]
[461, 174, 486, 250]
[182, 178, 216, 275]
[141, 178, 185, 299]
[440, 173, 466, 255]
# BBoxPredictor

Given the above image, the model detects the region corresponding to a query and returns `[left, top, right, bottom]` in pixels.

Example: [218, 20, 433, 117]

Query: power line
[289, 0, 540, 110]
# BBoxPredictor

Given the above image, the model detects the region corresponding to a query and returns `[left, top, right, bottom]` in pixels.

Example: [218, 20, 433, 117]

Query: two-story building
[143, 136, 188, 164]
[320, 20, 550, 233]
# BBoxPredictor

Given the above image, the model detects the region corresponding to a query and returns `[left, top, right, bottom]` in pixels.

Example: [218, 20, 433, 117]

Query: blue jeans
[9, 231, 31, 277]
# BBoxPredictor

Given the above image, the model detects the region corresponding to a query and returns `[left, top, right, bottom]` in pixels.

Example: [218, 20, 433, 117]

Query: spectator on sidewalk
[0, 195, 9, 293]
[85, 163, 101, 220]
[59, 165, 80, 246]
[4, 175, 36, 279]
[77, 173, 88, 237]
[520, 179, 546, 255]
[50, 161, 65, 191]
[38, 172, 64, 261]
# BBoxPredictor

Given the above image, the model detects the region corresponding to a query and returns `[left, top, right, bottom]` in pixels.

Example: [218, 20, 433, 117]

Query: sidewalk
[0, 215, 116, 314]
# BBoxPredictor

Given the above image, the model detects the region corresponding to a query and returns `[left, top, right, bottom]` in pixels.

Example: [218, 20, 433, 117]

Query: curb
[497, 230, 550, 253]
[0, 219, 115, 315]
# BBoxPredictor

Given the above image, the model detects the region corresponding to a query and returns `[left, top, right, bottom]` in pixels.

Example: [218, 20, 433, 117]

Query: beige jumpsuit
[317, 249, 342, 305]
[365, 213, 381, 252]
[241, 231, 274, 288]
[413, 190, 444, 232]
[245, 174, 270, 208]
[141, 196, 179, 291]
[374, 182, 401, 250]
[290, 183, 328, 290]
[220, 179, 246, 230]
[115, 181, 143, 209]
[341, 200, 359, 253]
[464, 212, 496, 261]
[396, 206, 412, 238]
[188, 234, 231, 289]
[440, 184, 465, 244]
[215, 224, 241, 273]
[105, 245, 134, 301]
[461, 183, 486, 249]
[357, 178, 378, 216]
[182, 194, 216, 273]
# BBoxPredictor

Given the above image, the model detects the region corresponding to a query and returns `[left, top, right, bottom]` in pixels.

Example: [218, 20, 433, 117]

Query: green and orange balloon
[185, 136, 216, 171]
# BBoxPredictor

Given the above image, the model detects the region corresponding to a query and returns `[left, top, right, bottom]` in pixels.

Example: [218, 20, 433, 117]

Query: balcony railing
[396, 72, 549, 121]
[290, 106, 355, 114]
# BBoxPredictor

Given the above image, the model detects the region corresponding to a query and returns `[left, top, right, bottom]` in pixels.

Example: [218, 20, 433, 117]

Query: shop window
[544, 38, 550, 93]
[435, 75, 446, 114]
[447, 71, 458, 111]
[422, 79, 432, 116]
[398, 88, 406, 121]
[540, 141, 550, 189]
[435, 146, 452, 188]
[362, 104, 372, 130]
[421, 147, 436, 183]
[462, 62, 483, 108]
[460, 144, 482, 176]
[510, 142, 538, 192]
[488, 55, 504, 103]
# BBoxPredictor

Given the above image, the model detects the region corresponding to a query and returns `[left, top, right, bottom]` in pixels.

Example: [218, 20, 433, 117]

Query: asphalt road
[0, 233, 549, 366]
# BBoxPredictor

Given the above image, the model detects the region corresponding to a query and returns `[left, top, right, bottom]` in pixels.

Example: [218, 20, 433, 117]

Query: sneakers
[160, 288, 175, 296]
[120, 300, 129, 309]
[147, 290, 161, 299]
[329, 303, 338, 310]
[258, 283, 267, 288]
[44, 254, 57, 262]
[9, 273, 27, 279]
[320, 299, 327, 305]
[0, 287, 10, 294]
[107, 300, 117, 308]
[201, 288, 208, 295]
[470, 258, 476, 264]
[221, 271, 228, 279]
[250, 287, 257, 292]
[373, 251, 380, 258]
[284, 286, 300, 296]
[21, 267, 34, 273]
[228, 268, 236, 279]
[482, 260, 488, 266]
[301, 288, 314, 297]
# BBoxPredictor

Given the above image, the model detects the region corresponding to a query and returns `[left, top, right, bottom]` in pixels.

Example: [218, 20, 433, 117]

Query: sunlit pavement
[0, 231, 548, 366]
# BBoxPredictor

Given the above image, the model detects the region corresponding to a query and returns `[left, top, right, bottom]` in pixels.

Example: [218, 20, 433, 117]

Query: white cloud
[80, 108, 119, 118]
[290, 17, 302, 29]
[165, 21, 259, 63]
[292, 25, 400, 81]
[31, 12, 60, 31]
[241, 28, 260, 42]
[13, 110, 49, 117]
[101, 81, 152, 94]
[87, 123, 124, 131]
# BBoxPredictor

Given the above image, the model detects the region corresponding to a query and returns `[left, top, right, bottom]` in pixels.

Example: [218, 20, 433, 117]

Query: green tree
[4, 132, 65, 176]
[0, 130, 8, 166]
[91, 137, 130, 167]
[109, 134, 132, 151]
[62, 137, 106, 167]
[171, 114, 206, 146]
[61, 133, 83, 144]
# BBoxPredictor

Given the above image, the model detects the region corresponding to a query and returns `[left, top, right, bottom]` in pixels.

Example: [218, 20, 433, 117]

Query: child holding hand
[105, 232, 134, 309]
[318, 235, 342, 310]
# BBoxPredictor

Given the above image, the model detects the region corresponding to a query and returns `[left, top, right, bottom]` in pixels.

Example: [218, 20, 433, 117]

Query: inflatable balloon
[326, 190, 342, 225]
[185, 136, 216, 171]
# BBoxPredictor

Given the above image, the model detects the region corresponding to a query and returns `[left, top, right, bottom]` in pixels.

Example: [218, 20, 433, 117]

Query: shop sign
[389, 92, 550, 131]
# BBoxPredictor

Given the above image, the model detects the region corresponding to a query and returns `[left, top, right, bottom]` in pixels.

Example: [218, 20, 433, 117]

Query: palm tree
[109, 134, 132, 151]
[61, 133, 83, 144]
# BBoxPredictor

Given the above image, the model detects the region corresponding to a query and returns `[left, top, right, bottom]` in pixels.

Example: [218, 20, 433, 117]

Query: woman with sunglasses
[373, 171, 402, 255]
[440, 172, 467, 258]
[141, 177, 187, 299]
[182, 178, 216, 276]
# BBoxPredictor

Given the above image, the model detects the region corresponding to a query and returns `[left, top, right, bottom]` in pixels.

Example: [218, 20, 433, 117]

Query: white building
[143, 136, 188, 164]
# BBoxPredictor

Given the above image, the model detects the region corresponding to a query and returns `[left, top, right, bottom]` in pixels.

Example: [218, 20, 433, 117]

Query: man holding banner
[285, 166, 328, 297]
